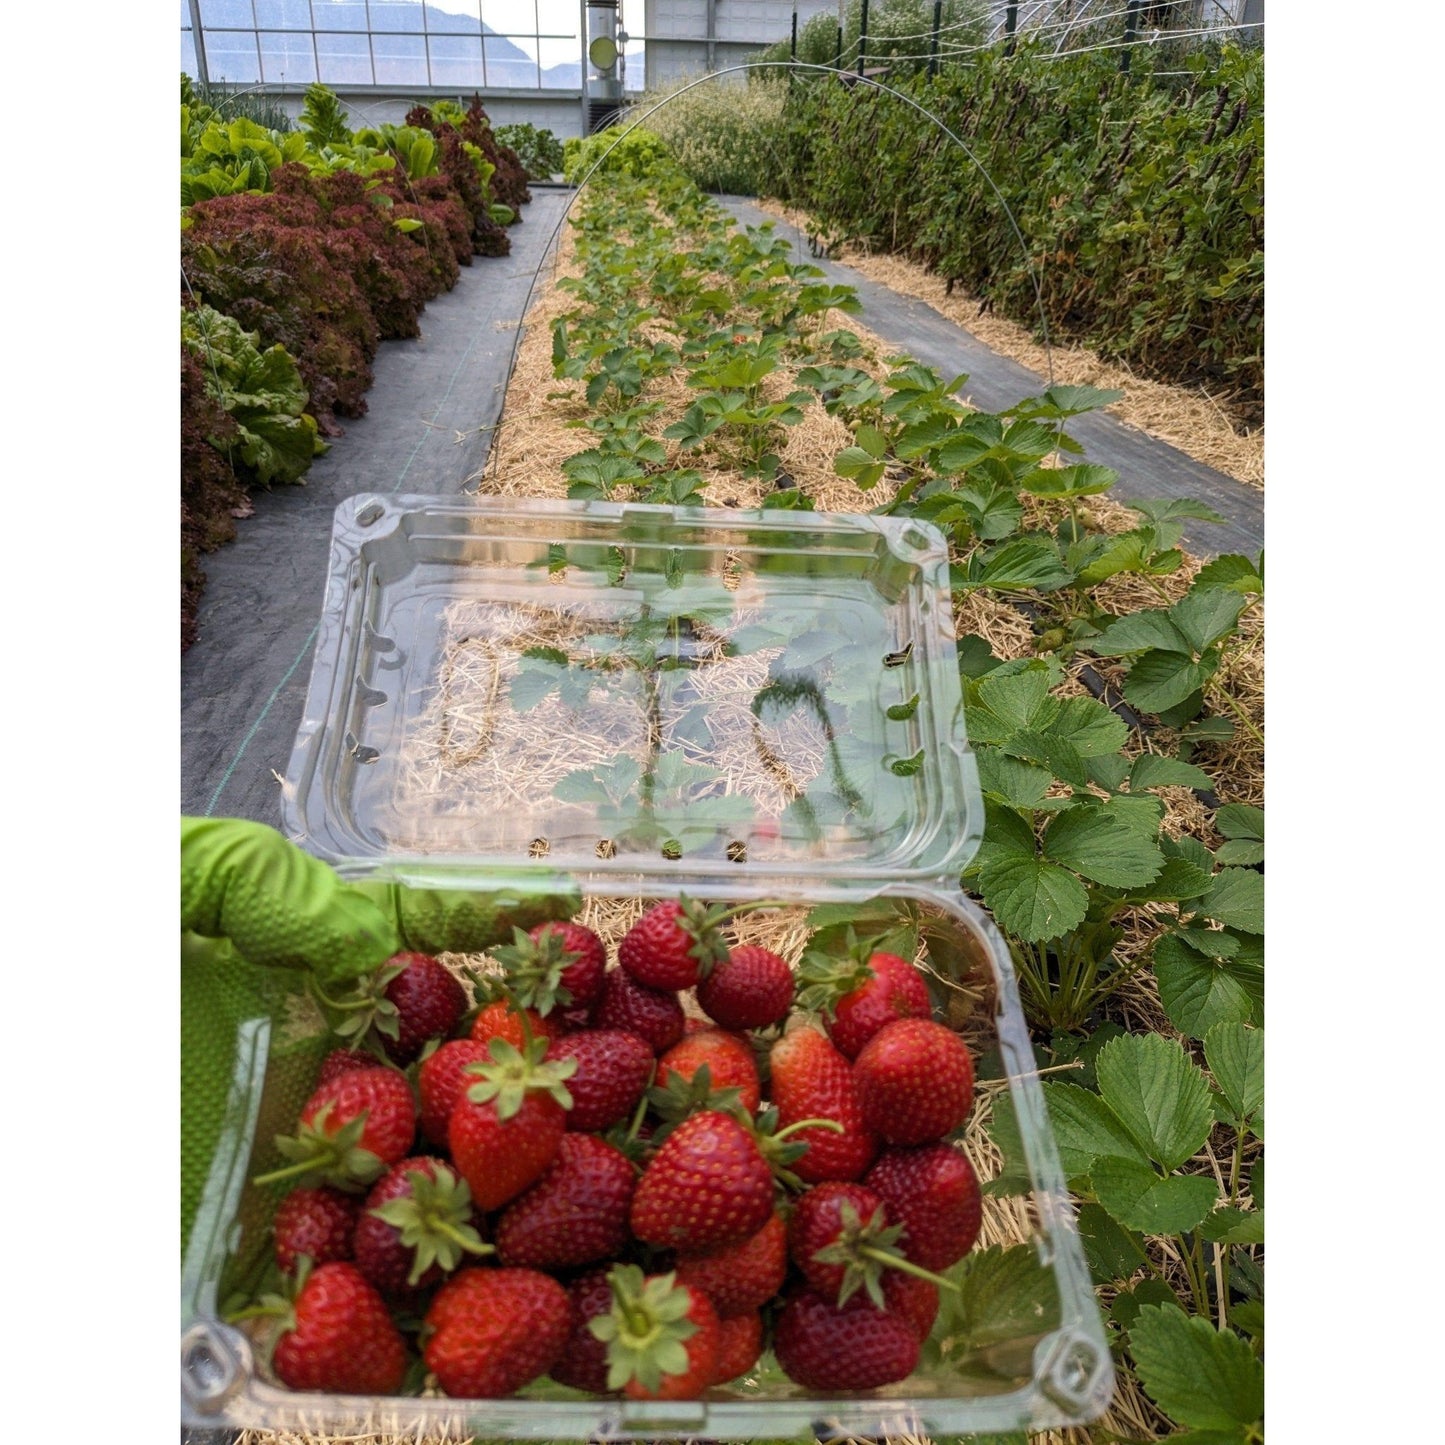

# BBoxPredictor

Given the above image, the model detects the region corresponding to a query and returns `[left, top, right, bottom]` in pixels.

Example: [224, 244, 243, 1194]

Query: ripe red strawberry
[416, 1038, 491, 1148]
[772, 1285, 920, 1391]
[270, 1261, 407, 1395]
[258, 1067, 417, 1191]
[448, 1037, 576, 1211]
[495, 1134, 636, 1272]
[530, 920, 607, 1008]
[549, 1268, 618, 1394]
[272, 1187, 358, 1275]
[470, 998, 566, 1052]
[768, 1026, 878, 1183]
[798, 945, 932, 1059]
[353, 1157, 489, 1294]
[853, 1018, 974, 1146]
[547, 1029, 655, 1132]
[315, 1048, 378, 1088]
[696, 943, 795, 1030]
[590, 1265, 721, 1399]
[710, 1310, 764, 1385]
[655, 1029, 762, 1113]
[784, 1179, 955, 1310]
[674, 1208, 787, 1319]
[865, 1143, 983, 1271]
[423, 1266, 571, 1398]
[591, 967, 686, 1053]
[630, 1110, 774, 1252]
[379, 953, 466, 1065]
[788, 1181, 893, 1303]
[827, 951, 932, 1059]
[882, 1271, 940, 1341]
[618, 897, 731, 991]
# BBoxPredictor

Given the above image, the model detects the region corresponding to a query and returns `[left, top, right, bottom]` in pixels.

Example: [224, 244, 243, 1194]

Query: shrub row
[712, 40, 1263, 422]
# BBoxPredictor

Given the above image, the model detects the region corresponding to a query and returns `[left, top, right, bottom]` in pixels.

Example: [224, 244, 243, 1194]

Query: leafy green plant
[562, 126, 672, 183]
[298, 82, 352, 150]
[180, 305, 325, 487]
[624, 74, 789, 196]
[990, 1029, 1263, 1437]
[494, 123, 565, 181]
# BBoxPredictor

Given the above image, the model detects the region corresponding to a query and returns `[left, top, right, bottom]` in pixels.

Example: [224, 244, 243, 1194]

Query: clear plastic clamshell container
[180, 496, 1113, 1439]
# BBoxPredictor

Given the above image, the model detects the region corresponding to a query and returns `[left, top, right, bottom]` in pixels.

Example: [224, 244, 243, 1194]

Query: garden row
[497, 133, 1263, 1441]
[180, 78, 542, 650]
[636, 23, 1263, 426]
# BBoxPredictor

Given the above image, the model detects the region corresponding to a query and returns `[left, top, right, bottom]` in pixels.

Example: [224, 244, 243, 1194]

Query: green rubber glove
[181, 817, 401, 987]
[353, 879, 583, 957]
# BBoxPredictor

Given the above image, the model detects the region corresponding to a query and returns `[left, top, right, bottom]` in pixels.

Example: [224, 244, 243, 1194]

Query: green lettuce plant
[180, 305, 326, 487]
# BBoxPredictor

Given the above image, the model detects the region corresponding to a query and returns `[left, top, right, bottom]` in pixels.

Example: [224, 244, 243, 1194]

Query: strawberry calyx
[487, 926, 578, 1016]
[253, 1105, 386, 1191]
[646, 1062, 745, 1143]
[603, 1083, 658, 1167]
[228, 1254, 309, 1332]
[751, 1106, 844, 1192]
[367, 1163, 493, 1286]
[590, 1265, 700, 1396]
[308, 962, 407, 1046]
[671, 895, 734, 982]
[795, 927, 875, 1017]
[462, 1034, 577, 1121]
[811, 1201, 960, 1308]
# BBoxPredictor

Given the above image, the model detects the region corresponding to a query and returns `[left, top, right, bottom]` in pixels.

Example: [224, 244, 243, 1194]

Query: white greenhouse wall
[641, 0, 837, 88]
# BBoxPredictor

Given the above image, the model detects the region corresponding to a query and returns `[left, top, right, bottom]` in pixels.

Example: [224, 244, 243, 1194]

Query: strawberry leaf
[932, 1244, 1062, 1358]
[1089, 1157, 1218, 1234]
[1155, 931, 1263, 1039]
[1043, 808, 1164, 888]
[976, 853, 1089, 943]
[1128, 1304, 1263, 1434]
[1094, 1034, 1215, 1172]
[1203, 1022, 1263, 1133]
[1198, 868, 1264, 934]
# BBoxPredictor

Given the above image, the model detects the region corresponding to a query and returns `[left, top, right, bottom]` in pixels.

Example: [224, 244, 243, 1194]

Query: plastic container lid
[284, 496, 982, 888]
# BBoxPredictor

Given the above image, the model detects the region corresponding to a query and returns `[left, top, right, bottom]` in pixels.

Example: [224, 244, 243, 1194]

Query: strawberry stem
[434, 1219, 494, 1255]
[772, 1117, 846, 1143]
[251, 1157, 335, 1188]
[709, 899, 787, 928]
[609, 1272, 654, 1338]
[858, 1245, 960, 1293]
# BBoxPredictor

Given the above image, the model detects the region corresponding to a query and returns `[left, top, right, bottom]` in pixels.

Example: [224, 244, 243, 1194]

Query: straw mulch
[247, 198, 1261, 1445]
[754, 200, 1264, 491]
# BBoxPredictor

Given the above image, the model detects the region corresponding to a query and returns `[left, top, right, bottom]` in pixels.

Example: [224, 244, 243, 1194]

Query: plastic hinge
[180, 1320, 248, 1416]
[1036, 1325, 1112, 1415]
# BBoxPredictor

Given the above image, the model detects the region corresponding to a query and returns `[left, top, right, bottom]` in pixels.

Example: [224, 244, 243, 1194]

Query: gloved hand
[180, 816, 579, 1273]
[181, 817, 400, 986]
[181, 817, 581, 982]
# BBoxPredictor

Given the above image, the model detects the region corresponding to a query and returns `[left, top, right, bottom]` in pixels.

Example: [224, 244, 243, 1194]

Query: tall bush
[756, 40, 1263, 421]
[623, 75, 790, 196]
